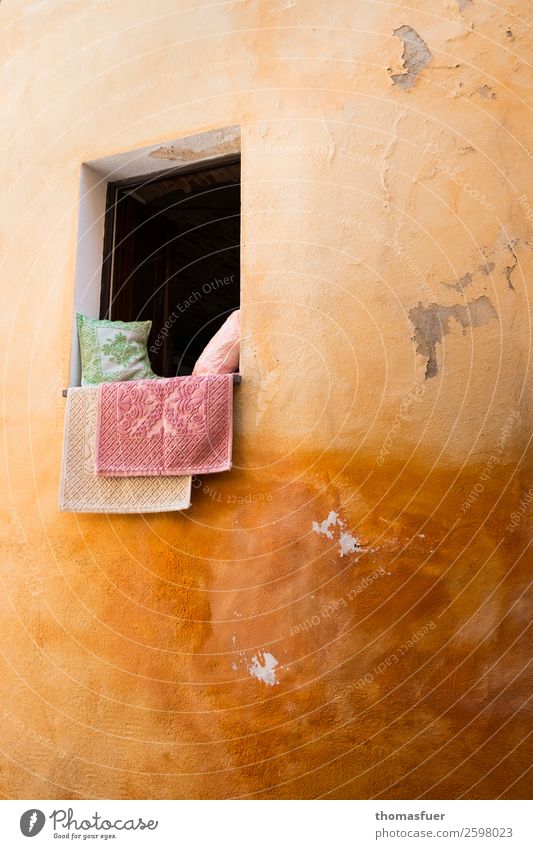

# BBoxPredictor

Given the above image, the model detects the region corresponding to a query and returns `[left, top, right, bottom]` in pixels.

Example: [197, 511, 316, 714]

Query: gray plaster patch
[444, 272, 473, 293]
[478, 84, 496, 100]
[391, 25, 432, 90]
[409, 296, 498, 378]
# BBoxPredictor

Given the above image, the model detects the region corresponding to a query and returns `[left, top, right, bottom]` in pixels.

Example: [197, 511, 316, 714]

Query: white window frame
[68, 125, 241, 386]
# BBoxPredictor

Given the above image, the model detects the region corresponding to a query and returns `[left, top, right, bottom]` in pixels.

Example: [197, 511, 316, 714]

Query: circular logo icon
[20, 810, 46, 837]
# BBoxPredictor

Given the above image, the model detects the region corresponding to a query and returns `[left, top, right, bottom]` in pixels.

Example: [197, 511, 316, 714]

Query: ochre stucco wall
[1, 0, 531, 799]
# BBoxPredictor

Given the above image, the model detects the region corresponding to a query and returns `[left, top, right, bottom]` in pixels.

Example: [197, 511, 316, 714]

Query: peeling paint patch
[478, 84, 496, 100]
[312, 510, 339, 539]
[409, 296, 498, 379]
[391, 25, 432, 90]
[338, 530, 360, 557]
[312, 512, 360, 556]
[505, 267, 516, 291]
[504, 242, 518, 291]
[149, 139, 238, 161]
[444, 272, 473, 293]
[248, 651, 279, 686]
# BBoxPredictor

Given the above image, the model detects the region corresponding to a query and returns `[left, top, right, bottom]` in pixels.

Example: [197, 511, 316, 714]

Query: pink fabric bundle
[95, 374, 233, 476]
[193, 310, 240, 375]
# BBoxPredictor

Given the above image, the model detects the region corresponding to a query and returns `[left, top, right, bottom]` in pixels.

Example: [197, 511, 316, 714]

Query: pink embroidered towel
[95, 375, 233, 476]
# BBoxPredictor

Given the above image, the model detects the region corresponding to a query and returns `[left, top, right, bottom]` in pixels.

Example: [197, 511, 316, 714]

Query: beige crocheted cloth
[60, 387, 191, 513]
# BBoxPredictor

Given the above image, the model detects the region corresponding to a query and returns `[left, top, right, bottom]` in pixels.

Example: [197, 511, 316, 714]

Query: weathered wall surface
[1, 0, 531, 799]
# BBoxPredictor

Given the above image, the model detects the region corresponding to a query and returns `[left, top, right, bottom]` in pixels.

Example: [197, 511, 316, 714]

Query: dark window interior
[100, 156, 240, 376]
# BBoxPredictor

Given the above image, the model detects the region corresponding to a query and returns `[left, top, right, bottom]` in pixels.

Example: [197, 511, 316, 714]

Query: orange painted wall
[1, 0, 531, 799]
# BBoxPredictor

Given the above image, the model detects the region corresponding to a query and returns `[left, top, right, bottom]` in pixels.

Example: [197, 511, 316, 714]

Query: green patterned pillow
[77, 314, 158, 386]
